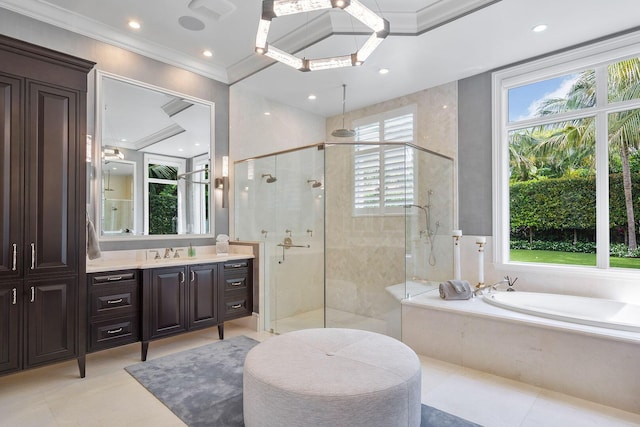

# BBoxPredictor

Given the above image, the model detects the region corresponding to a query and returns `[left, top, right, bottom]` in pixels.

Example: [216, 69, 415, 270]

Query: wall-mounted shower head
[307, 179, 322, 188]
[262, 173, 277, 183]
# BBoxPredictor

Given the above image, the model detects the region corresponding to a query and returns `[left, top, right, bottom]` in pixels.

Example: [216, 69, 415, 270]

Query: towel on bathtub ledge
[439, 280, 473, 300]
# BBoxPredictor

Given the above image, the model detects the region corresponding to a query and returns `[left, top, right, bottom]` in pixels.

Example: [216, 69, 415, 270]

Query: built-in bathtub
[402, 289, 640, 414]
[483, 291, 640, 333]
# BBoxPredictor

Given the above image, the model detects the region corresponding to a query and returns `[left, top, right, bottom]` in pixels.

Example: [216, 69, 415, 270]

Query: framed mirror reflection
[95, 72, 215, 239]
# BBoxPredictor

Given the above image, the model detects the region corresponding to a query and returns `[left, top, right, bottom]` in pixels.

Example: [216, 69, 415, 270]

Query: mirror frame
[93, 70, 216, 241]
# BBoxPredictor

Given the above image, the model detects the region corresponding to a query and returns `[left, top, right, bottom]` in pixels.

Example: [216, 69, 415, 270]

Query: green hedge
[511, 240, 640, 257]
[510, 173, 640, 232]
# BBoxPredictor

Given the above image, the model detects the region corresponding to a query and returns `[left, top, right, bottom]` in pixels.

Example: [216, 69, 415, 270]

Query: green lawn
[510, 249, 640, 269]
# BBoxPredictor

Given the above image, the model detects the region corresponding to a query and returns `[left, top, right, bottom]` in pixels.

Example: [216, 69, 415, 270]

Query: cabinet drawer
[88, 316, 139, 352]
[90, 271, 137, 286]
[223, 261, 248, 277]
[223, 276, 247, 292]
[90, 283, 138, 317]
[224, 298, 250, 319]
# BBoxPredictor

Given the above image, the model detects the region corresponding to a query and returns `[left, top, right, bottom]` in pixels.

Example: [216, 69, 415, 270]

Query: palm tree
[531, 60, 640, 251]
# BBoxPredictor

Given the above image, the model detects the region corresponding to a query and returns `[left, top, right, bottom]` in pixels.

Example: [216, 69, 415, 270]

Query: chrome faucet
[149, 250, 161, 260]
[164, 248, 173, 258]
[474, 276, 517, 296]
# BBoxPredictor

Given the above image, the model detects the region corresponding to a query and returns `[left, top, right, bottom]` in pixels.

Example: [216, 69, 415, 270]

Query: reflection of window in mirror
[144, 154, 186, 235]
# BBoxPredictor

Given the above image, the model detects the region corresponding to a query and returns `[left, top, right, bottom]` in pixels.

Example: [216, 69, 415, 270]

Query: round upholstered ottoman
[243, 328, 421, 427]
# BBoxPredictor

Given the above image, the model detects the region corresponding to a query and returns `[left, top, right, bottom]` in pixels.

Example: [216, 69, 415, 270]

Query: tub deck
[402, 290, 640, 414]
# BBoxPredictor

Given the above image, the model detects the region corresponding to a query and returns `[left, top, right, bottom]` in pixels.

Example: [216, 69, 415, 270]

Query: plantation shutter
[353, 112, 415, 214]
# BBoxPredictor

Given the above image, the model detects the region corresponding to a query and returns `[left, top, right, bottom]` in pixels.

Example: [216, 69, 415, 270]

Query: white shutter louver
[353, 111, 415, 214]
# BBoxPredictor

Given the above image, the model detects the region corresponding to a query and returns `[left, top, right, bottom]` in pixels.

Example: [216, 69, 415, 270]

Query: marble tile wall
[324, 83, 458, 325]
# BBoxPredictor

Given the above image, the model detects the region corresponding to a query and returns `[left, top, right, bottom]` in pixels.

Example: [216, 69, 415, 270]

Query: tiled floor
[1, 323, 639, 427]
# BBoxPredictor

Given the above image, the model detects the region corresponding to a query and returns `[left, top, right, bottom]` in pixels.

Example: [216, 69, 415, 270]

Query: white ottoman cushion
[243, 328, 421, 427]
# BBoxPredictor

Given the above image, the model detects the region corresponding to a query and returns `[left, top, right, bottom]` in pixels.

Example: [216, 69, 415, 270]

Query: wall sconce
[102, 146, 124, 160]
[217, 156, 229, 208]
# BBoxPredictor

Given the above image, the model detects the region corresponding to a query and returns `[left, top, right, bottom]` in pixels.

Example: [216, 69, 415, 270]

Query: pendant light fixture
[256, 0, 389, 72]
[331, 84, 355, 138]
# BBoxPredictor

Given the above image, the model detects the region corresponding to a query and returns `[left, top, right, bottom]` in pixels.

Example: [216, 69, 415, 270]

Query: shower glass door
[234, 146, 325, 334]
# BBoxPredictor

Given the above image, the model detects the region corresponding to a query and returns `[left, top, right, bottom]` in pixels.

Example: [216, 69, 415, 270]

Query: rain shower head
[307, 179, 322, 188]
[331, 84, 356, 138]
[262, 173, 277, 183]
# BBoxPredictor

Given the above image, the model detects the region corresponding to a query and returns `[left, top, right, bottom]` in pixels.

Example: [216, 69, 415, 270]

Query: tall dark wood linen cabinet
[0, 35, 94, 377]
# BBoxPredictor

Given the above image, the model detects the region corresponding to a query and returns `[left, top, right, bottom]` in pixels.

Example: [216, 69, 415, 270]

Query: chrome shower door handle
[30, 243, 35, 269]
[11, 243, 17, 271]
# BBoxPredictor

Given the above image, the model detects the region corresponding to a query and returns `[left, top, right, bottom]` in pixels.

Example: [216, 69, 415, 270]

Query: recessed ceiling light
[264, 112, 271, 116]
[308, 94, 317, 100]
[128, 20, 141, 30]
[202, 50, 213, 58]
[532, 24, 548, 33]
[120, 138, 127, 142]
[442, 105, 448, 109]
[378, 68, 390, 75]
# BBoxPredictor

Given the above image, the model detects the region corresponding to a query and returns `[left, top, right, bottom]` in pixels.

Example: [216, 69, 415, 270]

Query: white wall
[229, 84, 326, 162]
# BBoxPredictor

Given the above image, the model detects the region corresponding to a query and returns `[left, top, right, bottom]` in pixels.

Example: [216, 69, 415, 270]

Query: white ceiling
[1, 0, 639, 117]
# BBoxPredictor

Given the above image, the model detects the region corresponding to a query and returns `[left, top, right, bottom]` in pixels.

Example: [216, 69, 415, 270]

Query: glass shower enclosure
[234, 143, 454, 340]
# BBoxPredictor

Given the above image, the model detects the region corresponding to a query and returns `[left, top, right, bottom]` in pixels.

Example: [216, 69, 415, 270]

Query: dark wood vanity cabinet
[141, 263, 224, 360]
[0, 35, 94, 377]
[87, 270, 140, 353]
[222, 260, 253, 322]
[141, 259, 253, 360]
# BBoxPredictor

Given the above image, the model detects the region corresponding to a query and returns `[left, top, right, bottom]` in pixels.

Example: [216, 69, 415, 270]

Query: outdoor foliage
[510, 173, 640, 234]
[508, 58, 640, 255]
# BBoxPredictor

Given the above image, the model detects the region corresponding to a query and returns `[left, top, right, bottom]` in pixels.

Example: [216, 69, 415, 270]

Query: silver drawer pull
[231, 304, 242, 309]
[107, 276, 123, 281]
[12, 288, 17, 305]
[107, 327, 123, 334]
[107, 298, 123, 304]
[230, 281, 243, 287]
[229, 263, 244, 268]
[30, 286, 35, 303]
[11, 243, 17, 271]
[30, 243, 35, 270]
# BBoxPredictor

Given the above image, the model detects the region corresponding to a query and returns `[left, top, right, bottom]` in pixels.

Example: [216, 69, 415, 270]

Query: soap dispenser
[188, 243, 196, 257]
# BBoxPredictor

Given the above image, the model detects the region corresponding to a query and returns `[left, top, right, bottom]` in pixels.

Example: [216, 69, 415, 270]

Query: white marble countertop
[86, 246, 254, 273]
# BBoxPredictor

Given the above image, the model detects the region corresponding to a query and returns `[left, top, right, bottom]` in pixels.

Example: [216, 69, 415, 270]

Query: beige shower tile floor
[1, 322, 639, 427]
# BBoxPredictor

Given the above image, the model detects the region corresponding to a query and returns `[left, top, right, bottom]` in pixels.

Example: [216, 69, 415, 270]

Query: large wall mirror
[95, 72, 215, 239]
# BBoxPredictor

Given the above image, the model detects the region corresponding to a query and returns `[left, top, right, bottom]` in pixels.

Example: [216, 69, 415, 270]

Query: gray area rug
[125, 335, 481, 427]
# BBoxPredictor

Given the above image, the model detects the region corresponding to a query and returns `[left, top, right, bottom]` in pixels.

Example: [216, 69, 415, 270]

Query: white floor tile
[1, 323, 639, 427]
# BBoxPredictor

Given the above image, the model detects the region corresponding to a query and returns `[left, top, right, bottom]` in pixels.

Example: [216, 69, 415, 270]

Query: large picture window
[493, 32, 640, 270]
[353, 107, 416, 215]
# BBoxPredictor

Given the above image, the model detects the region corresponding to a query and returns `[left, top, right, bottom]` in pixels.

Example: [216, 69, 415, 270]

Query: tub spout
[474, 276, 517, 296]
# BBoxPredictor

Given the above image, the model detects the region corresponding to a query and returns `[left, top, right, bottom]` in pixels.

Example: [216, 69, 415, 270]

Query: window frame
[352, 105, 417, 217]
[492, 31, 640, 274]
[143, 153, 186, 235]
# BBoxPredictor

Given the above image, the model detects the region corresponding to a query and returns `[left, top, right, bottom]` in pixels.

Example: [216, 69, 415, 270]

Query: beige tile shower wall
[325, 82, 458, 157]
[324, 82, 458, 321]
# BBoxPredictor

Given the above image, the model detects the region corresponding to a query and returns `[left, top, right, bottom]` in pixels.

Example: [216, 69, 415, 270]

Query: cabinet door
[0, 281, 21, 374]
[188, 264, 218, 329]
[25, 277, 77, 367]
[25, 82, 78, 277]
[148, 267, 187, 339]
[0, 74, 22, 280]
